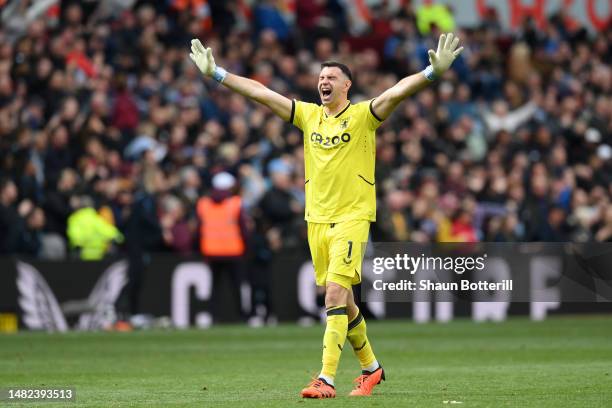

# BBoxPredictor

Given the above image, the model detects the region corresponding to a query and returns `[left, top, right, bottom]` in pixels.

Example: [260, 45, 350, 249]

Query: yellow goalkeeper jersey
[291, 99, 382, 223]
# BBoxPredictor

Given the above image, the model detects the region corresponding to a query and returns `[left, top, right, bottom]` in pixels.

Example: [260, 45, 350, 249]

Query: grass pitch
[1, 316, 611, 407]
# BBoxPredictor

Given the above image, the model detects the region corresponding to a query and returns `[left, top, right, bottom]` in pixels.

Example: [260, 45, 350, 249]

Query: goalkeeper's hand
[427, 33, 464, 77]
[189, 39, 216, 77]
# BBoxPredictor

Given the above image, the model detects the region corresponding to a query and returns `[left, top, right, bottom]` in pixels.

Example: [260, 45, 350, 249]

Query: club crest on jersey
[340, 118, 350, 129]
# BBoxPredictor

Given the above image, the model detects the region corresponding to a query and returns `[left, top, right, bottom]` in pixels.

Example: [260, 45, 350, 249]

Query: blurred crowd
[0, 0, 611, 266]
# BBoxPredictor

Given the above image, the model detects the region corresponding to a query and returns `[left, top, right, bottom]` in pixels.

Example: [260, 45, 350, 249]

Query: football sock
[363, 360, 380, 373]
[320, 305, 348, 382]
[318, 374, 334, 387]
[347, 310, 378, 371]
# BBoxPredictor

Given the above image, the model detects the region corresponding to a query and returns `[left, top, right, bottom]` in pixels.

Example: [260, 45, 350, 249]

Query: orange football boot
[300, 378, 336, 399]
[349, 366, 385, 396]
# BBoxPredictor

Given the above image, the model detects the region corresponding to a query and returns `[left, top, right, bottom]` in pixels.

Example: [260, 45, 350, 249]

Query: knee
[347, 301, 359, 321]
[325, 283, 348, 308]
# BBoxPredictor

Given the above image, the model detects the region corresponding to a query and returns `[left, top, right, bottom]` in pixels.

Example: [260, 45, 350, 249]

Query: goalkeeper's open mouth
[320, 86, 332, 102]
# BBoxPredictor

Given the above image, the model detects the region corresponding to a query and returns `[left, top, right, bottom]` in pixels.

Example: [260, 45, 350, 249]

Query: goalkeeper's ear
[344, 79, 352, 93]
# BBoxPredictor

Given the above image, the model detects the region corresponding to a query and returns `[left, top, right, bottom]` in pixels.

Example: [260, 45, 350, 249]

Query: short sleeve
[292, 100, 318, 131]
[366, 99, 383, 130]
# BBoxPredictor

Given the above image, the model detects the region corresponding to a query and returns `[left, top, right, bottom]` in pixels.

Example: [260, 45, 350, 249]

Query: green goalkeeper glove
[423, 33, 464, 81]
[189, 39, 227, 83]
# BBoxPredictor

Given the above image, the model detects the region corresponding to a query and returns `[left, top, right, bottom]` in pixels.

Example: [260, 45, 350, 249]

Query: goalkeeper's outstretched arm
[189, 39, 292, 122]
[371, 33, 464, 122]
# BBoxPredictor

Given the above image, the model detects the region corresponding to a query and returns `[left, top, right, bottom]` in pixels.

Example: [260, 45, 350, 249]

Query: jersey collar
[324, 101, 351, 119]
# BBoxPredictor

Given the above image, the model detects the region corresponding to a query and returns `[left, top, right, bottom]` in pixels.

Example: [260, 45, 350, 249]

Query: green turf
[1, 316, 611, 407]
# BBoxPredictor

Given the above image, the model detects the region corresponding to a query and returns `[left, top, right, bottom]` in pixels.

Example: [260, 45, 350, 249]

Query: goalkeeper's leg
[301, 280, 349, 398]
[347, 288, 385, 396]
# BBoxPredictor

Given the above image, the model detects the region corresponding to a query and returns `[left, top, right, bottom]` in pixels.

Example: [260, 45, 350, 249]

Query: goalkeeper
[190, 33, 463, 398]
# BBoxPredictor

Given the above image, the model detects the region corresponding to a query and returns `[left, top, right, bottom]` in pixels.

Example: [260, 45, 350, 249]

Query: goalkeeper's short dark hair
[320, 61, 353, 82]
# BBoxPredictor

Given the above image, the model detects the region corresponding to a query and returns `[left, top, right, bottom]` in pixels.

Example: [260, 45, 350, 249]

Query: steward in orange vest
[196, 172, 246, 258]
[196, 172, 247, 322]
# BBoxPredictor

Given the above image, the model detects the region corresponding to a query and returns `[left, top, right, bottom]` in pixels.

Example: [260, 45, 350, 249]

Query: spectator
[416, 1, 455, 35]
[373, 189, 412, 241]
[175, 166, 201, 211]
[259, 158, 303, 247]
[66, 195, 124, 260]
[161, 194, 194, 256]
[111, 74, 139, 136]
[117, 166, 167, 322]
[197, 172, 247, 322]
[481, 100, 538, 136]
[0, 179, 24, 254]
[43, 168, 78, 244]
[595, 206, 612, 242]
[451, 209, 479, 242]
[19, 206, 45, 256]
